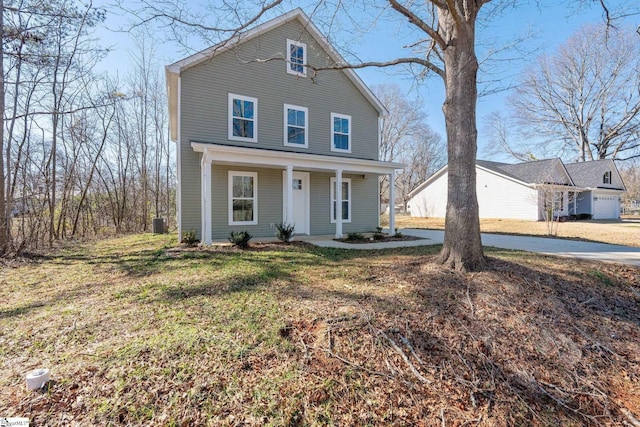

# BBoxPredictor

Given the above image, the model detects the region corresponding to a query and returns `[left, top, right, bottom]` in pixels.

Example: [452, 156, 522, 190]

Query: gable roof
[410, 158, 628, 199]
[564, 159, 626, 191]
[478, 158, 573, 186]
[165, 8, 386, 141]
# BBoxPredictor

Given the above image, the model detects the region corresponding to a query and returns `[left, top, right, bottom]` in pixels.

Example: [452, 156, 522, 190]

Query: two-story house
[166, 8, 403, 244]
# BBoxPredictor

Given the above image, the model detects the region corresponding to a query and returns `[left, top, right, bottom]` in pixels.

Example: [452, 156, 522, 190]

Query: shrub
[375, 226, 383, 234]
[228, 231, 252, 249]
[181, 230, 199, 247]
[393, 228, 403, 238]
[275, 222, 295, 243]
[346, 232, 365, 241]
[372, 232, 385, 241]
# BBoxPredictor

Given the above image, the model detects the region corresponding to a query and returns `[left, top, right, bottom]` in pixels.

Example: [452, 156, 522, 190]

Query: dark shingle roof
[477, 159, 570, 185]
[564, 159, 625, 190]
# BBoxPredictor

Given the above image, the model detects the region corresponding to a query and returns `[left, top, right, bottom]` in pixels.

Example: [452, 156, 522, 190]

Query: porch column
[285, 165, 294, 225]
[389, 170, 396, 235]
[335, 169, 343, 238]
[200, 152, 212, 245]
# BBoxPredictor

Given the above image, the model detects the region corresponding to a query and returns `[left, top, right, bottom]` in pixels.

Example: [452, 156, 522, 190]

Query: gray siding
[195, 168, 381, 240]
[178, 18, 382, 238]
[310, 172, 380, 235]
[180, 19, 380, 160]
[210, 166, 283, 240]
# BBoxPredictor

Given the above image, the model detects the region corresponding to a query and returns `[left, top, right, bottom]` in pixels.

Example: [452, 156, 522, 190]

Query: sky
[94, 1, 639, 162]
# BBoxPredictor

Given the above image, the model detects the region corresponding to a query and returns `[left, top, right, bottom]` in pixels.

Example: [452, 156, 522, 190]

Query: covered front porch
[192, 142, 404, 245]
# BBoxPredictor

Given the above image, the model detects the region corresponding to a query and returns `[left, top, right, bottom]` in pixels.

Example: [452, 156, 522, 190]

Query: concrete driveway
[308, 228, 640, 267]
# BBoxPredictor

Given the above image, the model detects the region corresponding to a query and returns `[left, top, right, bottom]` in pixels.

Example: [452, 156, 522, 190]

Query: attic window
[603, 171, 611, 184]
[287, 39, 306, 77]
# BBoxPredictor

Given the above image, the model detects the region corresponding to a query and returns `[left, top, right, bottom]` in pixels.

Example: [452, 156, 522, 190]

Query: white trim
[282, 170, 310, 235]
[228, 171, 258, 225]
[176, 77, 182, 239]
[201, 154, 212, 244]
[191, 142, 404, 175]
[286, 39, 307, 77]
[330, 176, 352, 223]
[283, 104, 309, 148]
[389, 170, 395, 233]
[331, 112, 351, 153]
[228, 93, 258, 143]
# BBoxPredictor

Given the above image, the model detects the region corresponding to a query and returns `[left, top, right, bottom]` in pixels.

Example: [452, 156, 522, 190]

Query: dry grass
[386, 215, 640, 247]
[1, 234, 639, 426]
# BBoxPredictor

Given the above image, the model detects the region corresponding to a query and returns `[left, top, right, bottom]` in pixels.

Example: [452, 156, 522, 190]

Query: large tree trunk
[436, 7, 485, 272]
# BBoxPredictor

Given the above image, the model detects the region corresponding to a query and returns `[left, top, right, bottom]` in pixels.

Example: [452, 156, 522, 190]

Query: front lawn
[1, 235, 639, 425]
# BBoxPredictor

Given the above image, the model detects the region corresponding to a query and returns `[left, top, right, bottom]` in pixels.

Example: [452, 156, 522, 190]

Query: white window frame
[283, 104, 309, 148]
[228, 171, 258, 225]
[228, 94, 258, 143]
[603, 171, 611, 184]
[330, 177, 352, 223]
[286, 39, 307, 77]
[331, 112, 351, 153]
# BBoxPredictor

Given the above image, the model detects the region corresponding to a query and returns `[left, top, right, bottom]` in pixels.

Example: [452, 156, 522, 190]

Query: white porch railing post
[286, 165, 294, 225]
[335, 169, 343, 238]
[389, 170, 396, 235]
[201, 152, 212, 245]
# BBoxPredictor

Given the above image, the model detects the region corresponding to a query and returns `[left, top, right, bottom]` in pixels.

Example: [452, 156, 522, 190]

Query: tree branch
[387, 0, 447, 49]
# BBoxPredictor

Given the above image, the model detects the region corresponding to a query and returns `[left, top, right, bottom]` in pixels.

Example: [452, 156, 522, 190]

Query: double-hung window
[331, 113, 351, 153]
[284, 104, 308, 147]
[228, 94, 257, 142]
[330, 177, 351, 223]
[286, 39, 306, 76]
[229, 171, 257, 225]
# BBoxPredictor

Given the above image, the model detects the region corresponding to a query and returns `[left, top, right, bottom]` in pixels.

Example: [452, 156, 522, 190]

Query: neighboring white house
[407, 159, 626, 220]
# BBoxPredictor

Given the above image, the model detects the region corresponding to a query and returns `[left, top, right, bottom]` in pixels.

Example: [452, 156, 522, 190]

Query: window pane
[233, 99, 242, 117]
[290, 45, 304, 73]
[342, 182, 349, 200]
[333, 117, 341, 133]
[334, 134, 348, 150]
[233, 119, 254, 138]
[288, 127, 305, 145]
[233, 176, 253, 198]
[233, 98, 254, 120]
[233, 200, 254, 222]
[243, 100, 254, 119]
[287, 109, 305, 127]
[342, 201, 349, 220]
[334, 117, 348, 134]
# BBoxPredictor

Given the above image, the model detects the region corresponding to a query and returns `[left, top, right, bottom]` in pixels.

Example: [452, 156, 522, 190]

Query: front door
[283, 171, 310, 235]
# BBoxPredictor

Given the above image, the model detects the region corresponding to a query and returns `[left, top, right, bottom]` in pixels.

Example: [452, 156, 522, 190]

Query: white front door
[283, 171, 310, 235]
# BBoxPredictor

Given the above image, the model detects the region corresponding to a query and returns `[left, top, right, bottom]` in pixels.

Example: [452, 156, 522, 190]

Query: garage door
[594, 195, 619, 219]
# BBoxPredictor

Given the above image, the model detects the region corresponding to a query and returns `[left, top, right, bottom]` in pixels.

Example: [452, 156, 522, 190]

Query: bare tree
[508, 23, 640, 162]
[619, 160, 639, 208]
[374, 84, 445, 212]
[126, 1, 636, 271]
